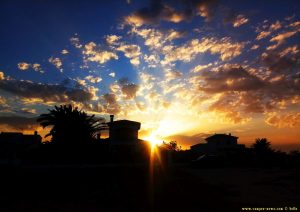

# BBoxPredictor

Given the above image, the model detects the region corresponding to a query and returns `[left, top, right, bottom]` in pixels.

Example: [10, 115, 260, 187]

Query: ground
[0, 164, 299, 212]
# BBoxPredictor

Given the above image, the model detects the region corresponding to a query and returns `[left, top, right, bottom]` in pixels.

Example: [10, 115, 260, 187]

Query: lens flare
[143, 132, 163, 147]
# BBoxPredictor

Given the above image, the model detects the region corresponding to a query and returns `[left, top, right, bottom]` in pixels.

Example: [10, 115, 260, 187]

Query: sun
[144, 132, 163, 147]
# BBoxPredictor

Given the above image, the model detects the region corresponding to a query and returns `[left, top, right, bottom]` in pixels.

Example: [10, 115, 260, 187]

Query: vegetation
[252, 138, 273, 154]
[37, 104, 105, 145]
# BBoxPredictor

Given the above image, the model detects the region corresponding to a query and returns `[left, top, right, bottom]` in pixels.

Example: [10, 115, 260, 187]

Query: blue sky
[1, 0, 300, 150]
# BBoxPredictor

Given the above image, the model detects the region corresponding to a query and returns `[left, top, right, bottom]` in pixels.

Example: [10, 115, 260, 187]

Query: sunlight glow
[144, 132, 164, 147]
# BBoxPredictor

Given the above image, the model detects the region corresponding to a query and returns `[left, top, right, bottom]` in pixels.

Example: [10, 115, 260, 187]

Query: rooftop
[205, 134, 238, 141]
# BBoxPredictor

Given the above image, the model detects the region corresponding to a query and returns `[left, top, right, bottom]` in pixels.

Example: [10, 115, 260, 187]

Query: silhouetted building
[107, 115, 149, 155]
[191, 133, 245, 155]
[0, 131, 42, 145]
[0, 131, 42, 162]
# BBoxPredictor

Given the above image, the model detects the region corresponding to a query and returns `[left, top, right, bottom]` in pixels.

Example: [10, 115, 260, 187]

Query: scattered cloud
[109, 72, 116, 77]
[32, 63, 44, 73]
[232, 14, 249, 27]
[124, 0, 185, 26]
[102, 93, 121, 114]
[61, 49, 69, 54]
[256, 20, 282, 40]
[70, 36, 82, 48]
[106, 35, 122, 45]
[48, 57, 63, 71]
[0, 115, 39, 131]
[83, 42, 118, 64]
[265, 112, 300, 128]
[18, 62, 31, 71]
[85, 75, 102, 83]
[19, 108, 37, 114]
[191, 63, 213, 73]
[0, 71, 4, 80]
[267, 30, 298, 50]
[0, 79, 95, 103]
[117, 44, 141, 66]
[161, 37, 245, 65]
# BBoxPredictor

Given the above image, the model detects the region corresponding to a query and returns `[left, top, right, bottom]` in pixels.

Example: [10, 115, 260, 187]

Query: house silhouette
[107, 115, 148, 154]
[191, 133, 245, 155]
[0, 131, 41, 145]
[0, 131, 42, 162]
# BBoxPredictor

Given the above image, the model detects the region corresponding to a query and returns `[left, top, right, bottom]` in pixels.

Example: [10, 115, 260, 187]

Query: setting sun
[143, 132, 164, 147]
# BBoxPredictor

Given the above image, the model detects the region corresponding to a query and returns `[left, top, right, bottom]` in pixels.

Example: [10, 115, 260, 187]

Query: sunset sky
[0, 0, 300, 150]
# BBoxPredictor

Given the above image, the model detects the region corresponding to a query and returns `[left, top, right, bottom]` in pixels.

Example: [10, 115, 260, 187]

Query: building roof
[205, 133, 238, 141]
[108, 120, 141, 130]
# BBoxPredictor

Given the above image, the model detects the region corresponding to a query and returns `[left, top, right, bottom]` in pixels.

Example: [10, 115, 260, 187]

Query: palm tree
[37, 105, 106, 145]
[252, 138, 273, 154]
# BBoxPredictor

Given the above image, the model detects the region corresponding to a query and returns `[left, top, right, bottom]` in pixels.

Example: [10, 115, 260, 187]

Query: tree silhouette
[252, 138, 273, 154]
[37, 105, 105, 145]
[162, 141, 179, 151]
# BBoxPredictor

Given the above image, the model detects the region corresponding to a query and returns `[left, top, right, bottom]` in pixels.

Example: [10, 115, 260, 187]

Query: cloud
[109, 72, 116, 77]
[124, 0, 185, 26]
[61, 49, 69, 54]
[75, 78, 86, 86]
[256, 20, 282, 40]
[0, 115, 39, 131]
[232, 14, 249, 27]
[32, 63, 44, 73]
[0, 96, 6, 105]
[0, 79, 94, 103]
[0, 96, 11, 113]
[70, 36, 82, 48]
[17, 63, 44, 73]
[18, 108, 37, 114]
[278, 45, 299, 57]
[250, 44, 259, 50]
[106, 35, 122, 45]
[48, 57, 63, 71]
[289, 21, 300, 28]
[17, 62, 31, 71]
[83, 42, 118, 64]
[132, 28, 185, 51]
[102, 93, 121, 114]
[198, 64, 264, 93]
[165, 70, 183, 81]
[144, 54, 160, 68]
[161, 37, 245, 65]
[116, 44, 141, 66]
[190, 63, 213, 73]
[0, 71, 4, 80]
[85, 75, 102, 83]
[265, 112, 300, 128]
[267, 30, 298, 50]
[118, 79, 140, 100]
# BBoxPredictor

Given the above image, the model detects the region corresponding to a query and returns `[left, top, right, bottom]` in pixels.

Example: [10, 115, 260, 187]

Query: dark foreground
[1, 164, 299, 212]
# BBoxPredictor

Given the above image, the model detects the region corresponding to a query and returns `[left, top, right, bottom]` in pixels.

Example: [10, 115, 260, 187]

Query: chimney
[110, 115, 114, 123]
[34, 131, 38, 136]
[229, 133, 231, 136]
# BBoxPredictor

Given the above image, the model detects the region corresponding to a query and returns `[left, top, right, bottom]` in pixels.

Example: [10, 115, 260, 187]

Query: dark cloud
[261, 50, 300, 74]
[195, 48, 300, 122]
[0, 115, 39, 131]
[125, 0, 186, 26]
[0, 79, 94, 103]
[102, 93, 121, 114]
[118, 78, 140, 100]
[199, 65, 265, 93]
[179, 0, 218, 21]
[121, 84, 139, 99]
[125, 0, 248, 26]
